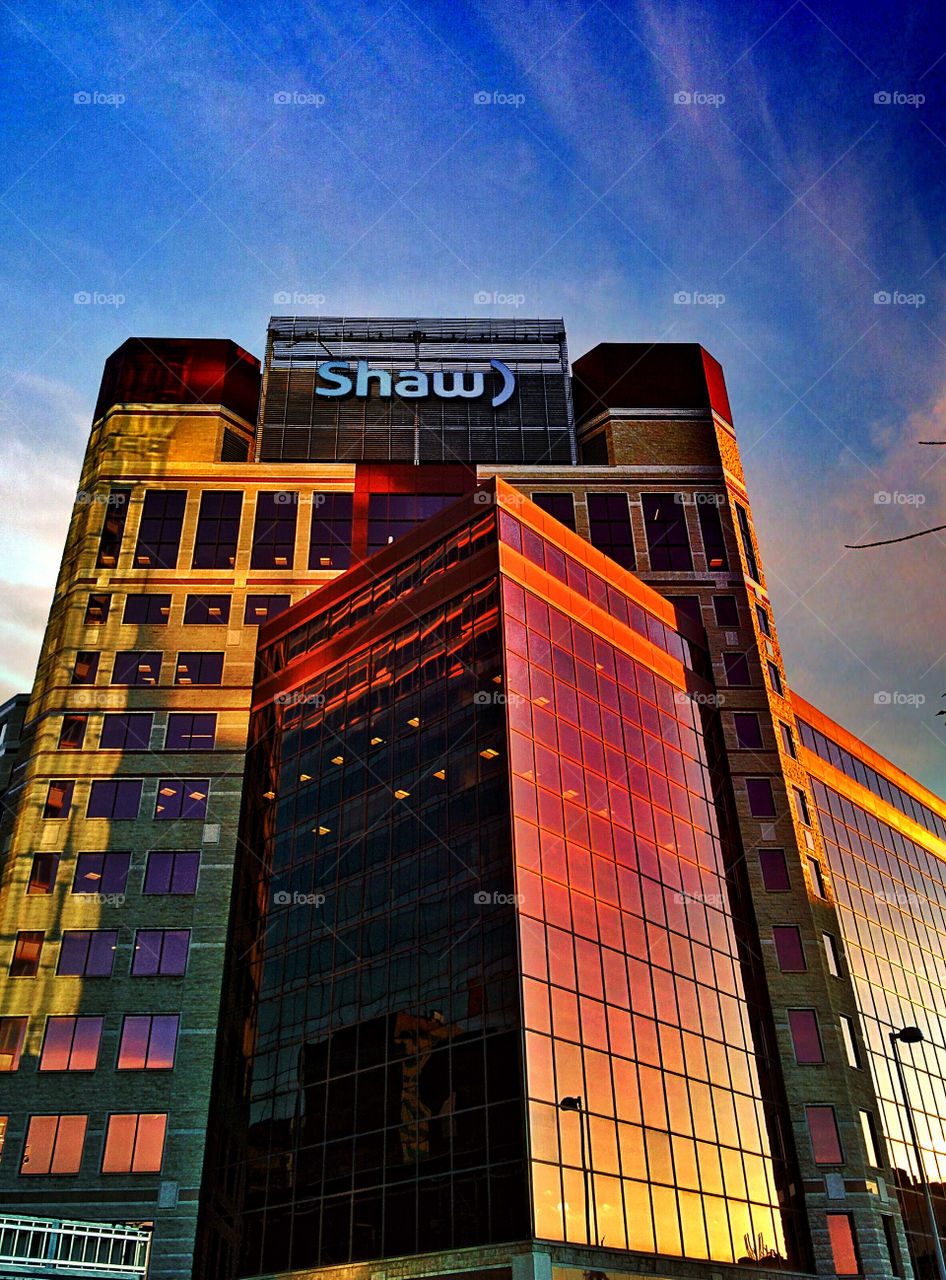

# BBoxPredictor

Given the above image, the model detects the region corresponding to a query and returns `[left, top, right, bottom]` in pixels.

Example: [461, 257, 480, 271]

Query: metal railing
[0, 1215, 151, 1278]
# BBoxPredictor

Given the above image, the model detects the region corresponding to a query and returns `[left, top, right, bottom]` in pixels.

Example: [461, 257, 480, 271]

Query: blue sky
[1, 0, 945, 792]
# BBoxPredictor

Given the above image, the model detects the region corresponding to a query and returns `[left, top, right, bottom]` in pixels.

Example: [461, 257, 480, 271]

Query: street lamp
[559, 1095, 598, 1247]
[889, 1026, 946, 1280]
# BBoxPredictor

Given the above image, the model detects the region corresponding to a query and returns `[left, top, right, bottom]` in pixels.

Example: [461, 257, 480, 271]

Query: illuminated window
[10, 932, 44, 976]
[71, 651, 99, 685]
[746, 777, 777, 817]
[183, 594, 231, 625]
[735, 503, 760, 582]
[793, 786, 812, 826]
[99, 713, 153, 750]
[826, 1213, 861, 1277]
[192, 490, 242, 568]
[84, 593, 111, 624]
[20, 1114, 87, 1175]
[111, 651, 162, 686]
[531, 492, 576, 531]
[101, 1113, 167, 1173]
[43, 780, 74, 819]
[144, 850, 200, 894]
[642, 492, 692, 570]
[27, 853, 59, 895]
[73, 852, 130, 896]
[697, 497, 729, 569]
[806, 1105, 843, 1164]
[117, 1015, 179, 1069]
[734, 712, 763, 749]
[309, 492, 353, 568]
[788, 1009, 824, 1063]
[154, 779, 208, 820]
[244, 594, 291, 625]
[723, 652, 752, 685]
[174, 652, 223, 686]
[759, 848, 790, 891]
[840, 1015, 861, 1067]
[122, 593, 171, 624]
[251, 492, 297, 568]
[808, 856, 827, 898]
[165, 713, 216, 751]
[859, 1109, 881, 1166]
[58, 715, 88, 750]
[39, 1017, 102, 1071]
[57, 931, 117, 977]
[86, 779, 142, 820]
[95, 489, 131, 568]
[713, 595, 739, 626]
[133, 490, 186, 568]
[587, 492, 635, 568]
[0, 1017, 27, 1070]
[773, 925, 806, 971]
[132, 929, 189, 976]
[823, 932, 841, 977]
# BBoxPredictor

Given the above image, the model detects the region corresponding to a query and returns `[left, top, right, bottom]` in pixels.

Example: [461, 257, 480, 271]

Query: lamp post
[559, 1095, 598, 1247]
[889, 1027, 946, 1280]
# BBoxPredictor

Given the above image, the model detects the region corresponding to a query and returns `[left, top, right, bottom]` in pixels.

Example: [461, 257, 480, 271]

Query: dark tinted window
[144, 851, 200, 894]
[309, 492, 353, 569]
[713, 596, 739, 626]
[73, 853, 130, 896]
[122, 594, 171, 624]
[112, 652, 162, 686]
[27, 853, 60, 895]
[58, 715, 88, 749]
[132, 930, 189, 975]
[86, 780, 142, 820]
[133, 490, 186, 568]
[759, 848, 790, 891]
[642, 493, 692, 570]
[723, 652, 751, 686]
[99, 713, 153, 750]
[746, 777, 777, 817]
[165, 713, 216, 751]
[531, 492, 576, 531]
[697, 498, 729, 569]
[174, 652, 223, 685]
[95, 489, 132, 568]
[84, 593, 111, 624]
[736, 503, 760, 582]
[57, 930, 117, 977]
[44, 781, 74, 819]
[587, 493, 634, 569]
[71, 652, 99, 685]
[244, 595, 291, 625]
[251, 493, 297, 568]
[193, 491, 242, 568]
[183, 594, 231, 624]
[155, 779, 208, 820]
[733, 712, 763, 749]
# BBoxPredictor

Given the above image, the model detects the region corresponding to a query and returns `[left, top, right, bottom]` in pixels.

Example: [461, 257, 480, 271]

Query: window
[39, 1017, 103, 1071]
[735, 503, 760, 582]
[244, 594, 291, 625]
[808, 856, 827, 898]
[87, 780, 142, 820]
[806, 1105, 844, 1164]
[531, 492, 576, 531]
[309, 492, 354, 569]
[133, 490, 186, 568]
[713, 595, 739, 627]
[586, 493, 635, 569]
[144, 850, 200, 894]
[759, 848, 790, 891]
[859, 1109, 881, 1166]
[165, 714, 216, 751]
[734, 712, 763, 749]
[27, 853, 59, 895]
[251, 492, 297, 568]
[840, 1015, 862, 1067]
[723, 652, 752, 685]
[132, 929, 189, 975]
[73, 852, 130, 896]
[122, 594, 171, 624]
[767, 660, 784, 696]
[58, 715, 88, 750]
[10, 932, 44, 976]
[697, 499, 729, 569]
[71, 651, 99, 685]
[755, 602, 772, 636]
[779, 721, 796, 757]
[882, 1216, 902, 1277]
[43, 780, 74, 819]
[746, 777, 777, 817]
[788, 1009, 824, 1063]
[793, 786, 812, 826]
[99, 713, 153, 750]
[20, 1114, 87, 1174]
[117, 1015, 179, 1069]
[112, 651, 162, 686]
[826, 1214, 861, 1277]
[0, 1017, 27, 1070]
[192, 490, 242, 568]
[183, 594, 231, 625]
[366, 492, 460, 556]
[84, 593, 111, 624]
[154, 779, 208, 820]
[102, 1113, 167, 1173]
[773, 925, 806, 971]
[95, 488, 131, 568]
[174, 652, 223, 686]
[57, 931, 117, 977]
[642, 493, 692, 570]
[824, 932, 841, 977]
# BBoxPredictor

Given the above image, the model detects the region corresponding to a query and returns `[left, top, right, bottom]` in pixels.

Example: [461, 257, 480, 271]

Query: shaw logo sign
[315, 359, 516, 408]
